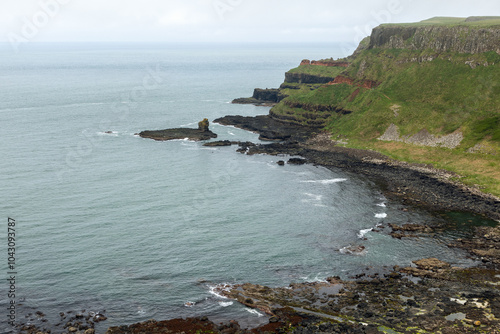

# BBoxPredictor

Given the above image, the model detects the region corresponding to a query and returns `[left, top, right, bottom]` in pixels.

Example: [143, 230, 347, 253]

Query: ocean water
[0, 43, 489, 333]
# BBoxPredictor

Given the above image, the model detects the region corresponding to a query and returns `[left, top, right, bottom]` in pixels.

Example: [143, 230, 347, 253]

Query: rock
[203, 140, 235, 147]
[139, 119, 218, 141]
[369, 22, 500, 54]
[287, 158, 307, 165]
[413, 258, 451, 271]
[198, 118, 210, 132]
[93, 314, 107, 322]
[213, 115, 317, 142]
[389, 223, 433, 233]
[284, 72, 337, 84]
[84, 329, 95, 334]
[277, 160, 285, 166]
[232, 88, 287, 105]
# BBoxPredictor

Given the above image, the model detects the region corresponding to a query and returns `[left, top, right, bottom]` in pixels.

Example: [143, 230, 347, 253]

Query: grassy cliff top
[269, 16, 500, 196]
[382, 16, 500, 27]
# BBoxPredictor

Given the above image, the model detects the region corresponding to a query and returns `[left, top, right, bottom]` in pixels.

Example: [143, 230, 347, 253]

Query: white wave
[218, 301, 233, 307]
[301, 274, 328, 283]
[0, 106, 40, 112]
[376, 203, 386, 207]
[303, 193, 323, 201]
[358, 228, 373, 239]
[246, 308, 264, 317]
[375, 213, 387, 219]
[1, 102, 108, 113]
[228, 131, 235, 136]
[208, 283, 232, 299]
[97, 131, 118, 136]
[301, 178, 347, 184]
[179, 122, 197, 127]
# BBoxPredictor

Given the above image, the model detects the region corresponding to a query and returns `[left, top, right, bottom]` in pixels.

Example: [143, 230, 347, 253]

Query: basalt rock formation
[232, 88, 287, 105]
[369, 20, 500, 54]
[139, 119, 217, 141]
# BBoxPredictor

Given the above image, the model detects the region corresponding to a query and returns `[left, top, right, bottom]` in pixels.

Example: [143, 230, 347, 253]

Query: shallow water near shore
[0, 43, 495, 333]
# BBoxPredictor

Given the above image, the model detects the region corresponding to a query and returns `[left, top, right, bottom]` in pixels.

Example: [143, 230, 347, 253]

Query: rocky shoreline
[103, 116, 500, 334]
[213, 115, 500, 222]
[18, 115, 499, 334]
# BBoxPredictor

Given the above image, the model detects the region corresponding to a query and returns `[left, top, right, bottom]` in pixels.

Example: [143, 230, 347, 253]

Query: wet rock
[414, 258, 451, 271]
[214, 115, 317, 142]
[198, 118, 210, 132]
[389, 223, 433, 233]
[287, 158, 308, 165]
[450, 226, 500, 265]
[203, 140, 234, 147]
[139, 119, 218, 141]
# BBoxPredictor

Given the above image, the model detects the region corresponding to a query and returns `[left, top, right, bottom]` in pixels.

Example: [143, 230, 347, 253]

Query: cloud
[0, 0, 498, 43]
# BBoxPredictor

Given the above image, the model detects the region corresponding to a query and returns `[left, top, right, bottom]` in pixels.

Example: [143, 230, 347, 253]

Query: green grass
[272, 45, 500, 196]
[352, 140, 500, 197]
[383, 16, 500, 27]
[287, 64, 345, 78]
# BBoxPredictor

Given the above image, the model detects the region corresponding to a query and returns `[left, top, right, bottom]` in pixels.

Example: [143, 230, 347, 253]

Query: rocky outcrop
[213, 115, 317, 141]
[214, 265, 500, 333]
[232, 88, 287, 105]
[252, 88, 286, 103]
[379, 124, 464, 149]
[284, 72, 336, 84]
[301, 59, 350, 67]
[369, 23, 500, 54]
[451, 225, 500, 265]
[139, 119, 217, 141]
[198, 118, 210, 132]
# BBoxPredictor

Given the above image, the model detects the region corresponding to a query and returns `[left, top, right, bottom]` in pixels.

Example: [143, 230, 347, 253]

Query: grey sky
[1, 0, 499, 46]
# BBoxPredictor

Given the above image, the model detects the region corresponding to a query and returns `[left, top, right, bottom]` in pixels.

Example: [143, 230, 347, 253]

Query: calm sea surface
[0, 43, 490, 332]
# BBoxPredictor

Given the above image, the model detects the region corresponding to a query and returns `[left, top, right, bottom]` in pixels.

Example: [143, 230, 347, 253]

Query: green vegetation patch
[287, 64, 345, 78]
[471, 115, 500, 142]
[382, 16, 500, 27]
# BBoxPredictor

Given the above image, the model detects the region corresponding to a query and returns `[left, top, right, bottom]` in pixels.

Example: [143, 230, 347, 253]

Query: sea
[0, 42, 495, 333]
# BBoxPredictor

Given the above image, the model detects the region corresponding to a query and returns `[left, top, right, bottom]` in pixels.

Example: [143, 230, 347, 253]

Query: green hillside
[383, 16, 500, 27]
[269, 17, 500, 196]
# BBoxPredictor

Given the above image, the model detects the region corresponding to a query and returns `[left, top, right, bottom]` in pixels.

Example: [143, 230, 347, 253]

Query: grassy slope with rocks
[270, 17, 500, 197]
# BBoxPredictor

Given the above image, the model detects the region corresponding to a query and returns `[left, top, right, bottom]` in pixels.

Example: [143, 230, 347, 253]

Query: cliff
[264, 16, 500, 196]
[284, 72, 336, 84]
[369, 19, 500, 54]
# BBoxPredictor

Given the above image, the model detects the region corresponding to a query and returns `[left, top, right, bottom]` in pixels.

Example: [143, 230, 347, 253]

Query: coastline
[102, 116, 500, 334]
[214, 115, 500, 222]
[18, 115, 499, 334]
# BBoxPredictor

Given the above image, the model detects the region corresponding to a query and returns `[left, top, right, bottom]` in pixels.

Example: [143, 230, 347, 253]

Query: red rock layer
[327, 75, 379, 89]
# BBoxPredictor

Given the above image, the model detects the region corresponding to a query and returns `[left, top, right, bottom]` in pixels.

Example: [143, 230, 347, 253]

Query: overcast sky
[1, 0, 499, 47]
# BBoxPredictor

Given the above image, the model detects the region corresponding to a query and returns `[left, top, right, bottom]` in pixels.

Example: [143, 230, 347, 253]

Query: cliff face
[284, 72, 336, 84]
[252, 88, 286, 103]
[369, 24, 500, 54]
